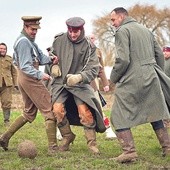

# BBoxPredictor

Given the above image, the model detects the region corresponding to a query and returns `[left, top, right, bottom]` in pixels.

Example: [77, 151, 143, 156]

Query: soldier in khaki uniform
[0, 43, 18, 126]
[0, 16, 58, 156]
[89, 34, 117, 140]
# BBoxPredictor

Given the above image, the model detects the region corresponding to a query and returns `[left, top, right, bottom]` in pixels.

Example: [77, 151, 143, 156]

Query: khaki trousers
[17, 70, 55, 122]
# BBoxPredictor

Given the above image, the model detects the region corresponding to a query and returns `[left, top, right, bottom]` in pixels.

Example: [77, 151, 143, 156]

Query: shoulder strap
[54, 32, 64, 40]
[14, 37, 27, 48]
[14, 37, 38, 57]
[13, 37, 39, 68]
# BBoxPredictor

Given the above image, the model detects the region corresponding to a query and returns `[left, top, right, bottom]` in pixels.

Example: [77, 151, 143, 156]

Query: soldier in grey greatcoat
[110, 7, 170, 163]
[0, 43, 18, 126]
[51, 17, 106, 154]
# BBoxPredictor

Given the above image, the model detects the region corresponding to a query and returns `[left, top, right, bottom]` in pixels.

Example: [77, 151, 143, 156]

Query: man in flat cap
[0, 16, 59, 156]
[50, 17, 106, 154]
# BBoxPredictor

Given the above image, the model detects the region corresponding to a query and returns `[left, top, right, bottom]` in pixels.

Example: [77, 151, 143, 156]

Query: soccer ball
[17, 140, 37, 159]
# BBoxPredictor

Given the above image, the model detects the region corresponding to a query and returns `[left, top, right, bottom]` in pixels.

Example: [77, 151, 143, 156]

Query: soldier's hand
[42, 73, 51, 81]
[52, 56, 59, 64]
[66, 74, 83, 86]
[49, 52, 59, 64]
[103, 85, 109, 92]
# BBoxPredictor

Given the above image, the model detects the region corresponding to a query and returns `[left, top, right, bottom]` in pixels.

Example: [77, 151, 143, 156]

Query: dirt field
[11, 91, 24, 112]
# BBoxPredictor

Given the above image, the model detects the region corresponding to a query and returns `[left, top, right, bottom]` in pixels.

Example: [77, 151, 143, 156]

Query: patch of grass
[0, 111, 170, 170]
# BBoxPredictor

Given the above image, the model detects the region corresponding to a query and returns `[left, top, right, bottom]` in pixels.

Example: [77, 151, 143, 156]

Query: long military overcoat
[110, 17, 170, 130]
[51, 33, 106, 133]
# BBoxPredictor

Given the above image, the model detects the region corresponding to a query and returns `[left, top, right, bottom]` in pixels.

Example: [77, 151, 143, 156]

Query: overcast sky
[1, 0, 170, 56]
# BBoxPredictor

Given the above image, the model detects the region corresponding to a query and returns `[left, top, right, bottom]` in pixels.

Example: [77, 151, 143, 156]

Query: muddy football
[17, 140, 37, 159]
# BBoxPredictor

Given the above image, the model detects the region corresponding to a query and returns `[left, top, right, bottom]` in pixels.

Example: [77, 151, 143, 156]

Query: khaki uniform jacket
[110, 17, 170, 130]
[90, 48, 109, 91]
[0, 55, 17, 87]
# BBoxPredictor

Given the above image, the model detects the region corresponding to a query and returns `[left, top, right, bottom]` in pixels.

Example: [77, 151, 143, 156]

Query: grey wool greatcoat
[51, 32, 106, 133]
[110, 17, 170, 130]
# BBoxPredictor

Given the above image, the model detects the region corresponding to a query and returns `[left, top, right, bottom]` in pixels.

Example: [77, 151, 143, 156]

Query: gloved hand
[51, 64, 61, 77]
[66, 74, 83, 86]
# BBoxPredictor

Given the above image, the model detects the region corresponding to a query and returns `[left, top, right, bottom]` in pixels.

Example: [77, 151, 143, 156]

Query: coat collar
[116, 16, 137, 32]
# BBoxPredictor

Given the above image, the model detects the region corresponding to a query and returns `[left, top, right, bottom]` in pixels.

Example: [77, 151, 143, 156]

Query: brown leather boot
[0, 115, 28, 151]
[58, 119, 76, 152]
[84, 128, 100, 154]
[45, 119, 58, 156]
[155, 127, 170, 157]
[114, 130, 138, 163]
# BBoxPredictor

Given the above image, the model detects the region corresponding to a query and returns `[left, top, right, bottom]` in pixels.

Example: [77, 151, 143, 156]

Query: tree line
[92, 4, 170, 66]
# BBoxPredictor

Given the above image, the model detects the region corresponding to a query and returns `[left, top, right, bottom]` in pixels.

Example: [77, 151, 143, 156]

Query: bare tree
[92, 14, 115, 66]
[128, 4, 170, 46]
[92, 4, 170, 66]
